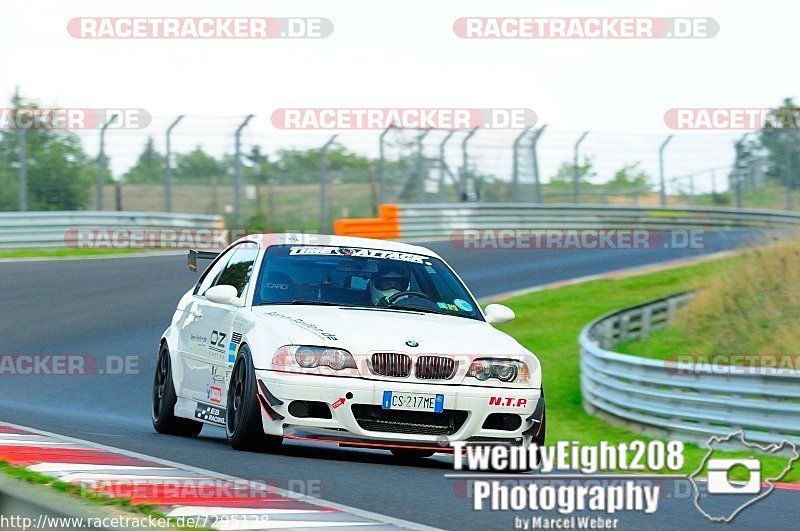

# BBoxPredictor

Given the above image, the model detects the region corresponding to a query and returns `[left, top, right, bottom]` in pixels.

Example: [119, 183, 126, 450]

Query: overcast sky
[1, 0, 796, 190]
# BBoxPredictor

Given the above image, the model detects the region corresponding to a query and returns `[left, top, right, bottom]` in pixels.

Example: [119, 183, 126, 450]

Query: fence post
[531, 125, 547, 204]
[97, 115, 118, 211]
[460, 127, 479, 201]
[438, 130, 455, 202]
[733, 139, 744, 208]
[415, 129, 431, 202]
[511, 127, 532, 200]
[784, 134, 793, 211]
[165, 115, 185, 213]
[573, 131, 589, 203]
[659, 135, 673, 206]
[233, 114, 254, 227]
[319, 134, 338, 233]
[17, 129, 26, 211]
[378, 123, 392, 203]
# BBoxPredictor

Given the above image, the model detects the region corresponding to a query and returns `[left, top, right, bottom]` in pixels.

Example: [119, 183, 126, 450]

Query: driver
[369, 263, 411, 306]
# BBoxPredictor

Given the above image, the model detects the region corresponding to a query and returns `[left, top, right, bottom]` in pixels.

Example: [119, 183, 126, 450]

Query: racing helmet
[370, 263, 411, 304]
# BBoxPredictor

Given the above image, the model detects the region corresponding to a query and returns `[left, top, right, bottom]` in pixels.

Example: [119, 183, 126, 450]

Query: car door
[177, 246, 235, 402]
[182, 243, 260, 406]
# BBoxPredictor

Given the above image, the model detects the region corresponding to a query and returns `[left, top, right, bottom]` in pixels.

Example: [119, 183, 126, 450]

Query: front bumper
[254, 369, 542, 450]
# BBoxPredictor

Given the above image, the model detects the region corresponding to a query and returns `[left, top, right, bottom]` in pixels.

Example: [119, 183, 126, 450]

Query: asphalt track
[1, 229, 797, 530]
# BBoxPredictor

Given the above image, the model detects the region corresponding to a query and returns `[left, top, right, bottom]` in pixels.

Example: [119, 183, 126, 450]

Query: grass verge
[495, 254, 800, 482]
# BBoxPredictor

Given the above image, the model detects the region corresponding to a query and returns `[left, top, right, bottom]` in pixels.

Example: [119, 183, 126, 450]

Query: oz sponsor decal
[195, 404, 226, 425]
[289, 246, 425, 264]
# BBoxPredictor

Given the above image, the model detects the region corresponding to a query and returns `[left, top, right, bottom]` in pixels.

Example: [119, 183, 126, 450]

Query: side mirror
[484, 304, 515, 324]
[206, 285, 240, 305]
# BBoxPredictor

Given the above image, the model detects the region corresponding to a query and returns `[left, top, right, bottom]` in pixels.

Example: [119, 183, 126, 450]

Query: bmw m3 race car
[152, 234, 545, 456]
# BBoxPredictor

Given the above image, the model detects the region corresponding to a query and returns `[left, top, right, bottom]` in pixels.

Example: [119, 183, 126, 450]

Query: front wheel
[226, 345, 283, 452]
[152, 344, 203, 437]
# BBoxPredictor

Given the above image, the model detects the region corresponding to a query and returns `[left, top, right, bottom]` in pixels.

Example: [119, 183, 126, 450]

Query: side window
[195, 247, 238, 296]
[213, 245, 260, 298]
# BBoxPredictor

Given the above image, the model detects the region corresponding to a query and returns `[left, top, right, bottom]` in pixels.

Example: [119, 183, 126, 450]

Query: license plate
[382, 391, 444, 413]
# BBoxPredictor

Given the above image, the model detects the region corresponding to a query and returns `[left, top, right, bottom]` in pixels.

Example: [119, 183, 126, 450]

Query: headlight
[467, 359, 530, 384]
[273, 345, 357, 371]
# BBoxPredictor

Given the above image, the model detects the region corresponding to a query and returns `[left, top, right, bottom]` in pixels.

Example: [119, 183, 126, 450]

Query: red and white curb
[0, 422, 438, 530]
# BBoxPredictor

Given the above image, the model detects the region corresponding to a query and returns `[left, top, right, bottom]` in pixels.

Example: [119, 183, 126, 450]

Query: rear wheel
[152, 344, 203, 437]
[226, 345, 283, 452]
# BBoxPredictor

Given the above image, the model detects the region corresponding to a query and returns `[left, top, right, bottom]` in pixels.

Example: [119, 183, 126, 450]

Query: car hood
[250, 305, 526, 356]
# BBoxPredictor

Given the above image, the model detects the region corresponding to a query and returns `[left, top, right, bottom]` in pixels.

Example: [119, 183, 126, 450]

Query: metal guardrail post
[511, 127, 532, 200]
[378, 123, 393, 203]
[97, 115, 119, 211]
[319, 134, 338, 233]
[531, 125, 547, 204]
[165, 115, 185, 213]
[234, 114, 255, 227]
[438, 130, 456, 202]
[784, 134, 794, 211]
[17, 128, 27, 211]
[659, 135, 673, 206]
[415, 129, 431, 202]
[460, 127, 479, 201]
[573, 131, 589, 203]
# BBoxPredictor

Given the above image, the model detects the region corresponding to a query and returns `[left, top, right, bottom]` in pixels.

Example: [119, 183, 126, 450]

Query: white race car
[152, 234, 545, 457]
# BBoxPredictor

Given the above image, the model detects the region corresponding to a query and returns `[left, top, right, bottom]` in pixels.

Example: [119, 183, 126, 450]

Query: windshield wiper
[384, 304, 445, 316]
[290, 300, 350, 306]
[255, 300, 355, 307]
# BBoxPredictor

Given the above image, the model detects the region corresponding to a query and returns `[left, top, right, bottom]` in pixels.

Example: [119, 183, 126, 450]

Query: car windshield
[253, 245, 483, 321]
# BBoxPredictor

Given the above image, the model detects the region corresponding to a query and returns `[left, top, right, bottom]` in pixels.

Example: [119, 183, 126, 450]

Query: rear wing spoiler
[188, 249, 220, 272]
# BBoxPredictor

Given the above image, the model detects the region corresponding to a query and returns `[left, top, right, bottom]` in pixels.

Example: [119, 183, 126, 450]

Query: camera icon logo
[706, 458, 761, 494]
[690, 431, 798, 522]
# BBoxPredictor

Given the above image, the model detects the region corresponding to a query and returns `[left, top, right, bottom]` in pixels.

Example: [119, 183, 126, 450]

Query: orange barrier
[333, 204, 400, 239]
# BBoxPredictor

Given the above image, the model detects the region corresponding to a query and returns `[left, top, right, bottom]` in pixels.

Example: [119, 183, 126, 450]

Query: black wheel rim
[229, 358, 246, 434]
[153, 349, 169, 419]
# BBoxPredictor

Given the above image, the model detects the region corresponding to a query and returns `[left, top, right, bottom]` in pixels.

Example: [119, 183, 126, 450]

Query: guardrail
[579, 293, 800, 446]
[334, 203, 800, 240]
[0, 211, 225, 249]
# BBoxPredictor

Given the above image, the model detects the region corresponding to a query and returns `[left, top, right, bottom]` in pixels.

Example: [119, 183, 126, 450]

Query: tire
[152, 343, 203, 437]
[226, 345, 283, 451]
[390, 449, 435, 459]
